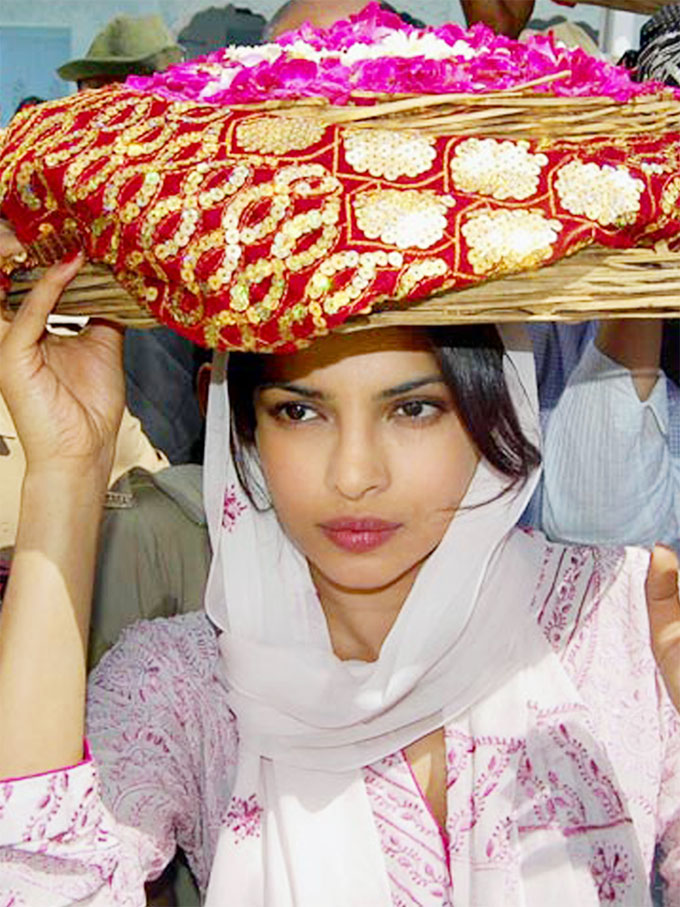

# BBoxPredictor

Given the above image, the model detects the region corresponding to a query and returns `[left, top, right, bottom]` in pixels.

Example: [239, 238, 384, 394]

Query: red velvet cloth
[1, 85, 679, 351]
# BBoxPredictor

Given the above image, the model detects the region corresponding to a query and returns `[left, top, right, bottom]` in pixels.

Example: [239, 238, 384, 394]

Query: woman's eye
[276, 402, 317, 422]
[395, 400, 441, 420]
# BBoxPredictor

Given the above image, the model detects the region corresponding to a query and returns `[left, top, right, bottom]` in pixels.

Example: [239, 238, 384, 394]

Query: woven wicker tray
[6, 242, 680, 336]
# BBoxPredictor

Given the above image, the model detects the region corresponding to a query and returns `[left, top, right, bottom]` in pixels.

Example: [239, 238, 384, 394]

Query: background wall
[0, 0, 646, 123]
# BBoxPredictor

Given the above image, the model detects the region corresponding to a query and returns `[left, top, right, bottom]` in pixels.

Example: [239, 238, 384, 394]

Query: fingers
[646, 545, 679, 605]
[646, 544, 680, 667]
[3, 252, 84, 352]
[0, 219, 26, 260]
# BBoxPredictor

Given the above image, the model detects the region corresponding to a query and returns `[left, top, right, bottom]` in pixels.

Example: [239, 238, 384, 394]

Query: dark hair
[264, 2, 425, 41]
[227, 324, 540, 509]
[379, 3, 426, 29]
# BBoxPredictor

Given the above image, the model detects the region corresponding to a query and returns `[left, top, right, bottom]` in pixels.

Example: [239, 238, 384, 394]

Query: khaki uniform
[90, 464, 210, 668]
[0, 393, 169, 548]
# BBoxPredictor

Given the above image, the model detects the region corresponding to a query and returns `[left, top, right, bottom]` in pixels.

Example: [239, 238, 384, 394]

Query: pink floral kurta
[2, 534, 680, 905]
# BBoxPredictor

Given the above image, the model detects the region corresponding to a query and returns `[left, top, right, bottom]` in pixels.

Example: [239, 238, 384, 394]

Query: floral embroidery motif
[555, 161, 644, 226]
[538, 548, 591, 651]
[224, 794, 263, 842]
[364, 753, 453, 905]
[450, 138, 547, 200]
[589, 844, 632, 901]
[236, 115, 327, 154]
[353, 189, 453, 249]
[462, 208, 562, 275]
[446, 733, 525, 857]
[545, 722, 627, 822]
[222, 484, 247, 531]
[343, 128, 437, 180]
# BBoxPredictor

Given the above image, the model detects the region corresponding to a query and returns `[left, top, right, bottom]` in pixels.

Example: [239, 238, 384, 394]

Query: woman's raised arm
[0, 253, 124, 778]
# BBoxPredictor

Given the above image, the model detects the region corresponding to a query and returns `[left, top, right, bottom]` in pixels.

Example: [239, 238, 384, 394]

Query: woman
[1, 255, 680, 906]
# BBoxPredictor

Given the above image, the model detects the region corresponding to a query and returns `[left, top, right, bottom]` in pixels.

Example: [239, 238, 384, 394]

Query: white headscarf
[202, 325, 649, 906]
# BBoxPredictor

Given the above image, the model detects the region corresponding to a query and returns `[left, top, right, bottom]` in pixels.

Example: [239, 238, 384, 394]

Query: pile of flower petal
[128, 2, 667, 106]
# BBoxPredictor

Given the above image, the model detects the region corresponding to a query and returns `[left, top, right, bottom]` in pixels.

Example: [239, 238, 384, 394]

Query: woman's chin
[308, 551, 425, 597]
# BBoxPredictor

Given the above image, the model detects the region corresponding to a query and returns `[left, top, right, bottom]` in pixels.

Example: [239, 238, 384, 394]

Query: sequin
[164, 284, 205, 328]
[462, 209, 562, 275]
[236, 116, 327, 155]
[1, 84, 677, 353]
[662, 177, 680, 216]
[353, 189, 452, 249]
[450, 138, 547, 201]
[272, 200, 340, 271]
[555, 160, 644, 226]
[230, 259, 286, 317]
[17, 163, 42, 211]
[397, 258, 449, 296]
[204, 310, 238, 348]
[343, 128, 436, 180]
[306, 250, 388, 315]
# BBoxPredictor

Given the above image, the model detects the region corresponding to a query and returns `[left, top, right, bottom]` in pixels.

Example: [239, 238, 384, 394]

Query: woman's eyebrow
[379, 376, 445, 399]
[259, 375, 445, 401]
[258, 381, 325, 400]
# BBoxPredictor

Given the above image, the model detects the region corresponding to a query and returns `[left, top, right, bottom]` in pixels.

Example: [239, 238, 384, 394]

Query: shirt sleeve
[542, 340, 678, 549]
[0, 756, 154, 906]
[655, 687, 680, 900]
[0, 614, 222, 906]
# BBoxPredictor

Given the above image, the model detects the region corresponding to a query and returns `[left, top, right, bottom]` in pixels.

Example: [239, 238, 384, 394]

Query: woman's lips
[319, 518, 402, 553]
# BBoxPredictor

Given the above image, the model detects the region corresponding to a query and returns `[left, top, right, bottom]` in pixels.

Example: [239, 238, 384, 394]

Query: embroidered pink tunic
[2, 535, 680, 905]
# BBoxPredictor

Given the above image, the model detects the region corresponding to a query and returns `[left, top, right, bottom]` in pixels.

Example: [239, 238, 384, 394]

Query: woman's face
[254, 327, 479, 598]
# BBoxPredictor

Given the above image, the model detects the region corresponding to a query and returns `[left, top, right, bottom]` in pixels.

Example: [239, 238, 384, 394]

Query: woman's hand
[646, 545, 680, 714]
[0, 245, 126, 777]
[0, 252, 125, 482]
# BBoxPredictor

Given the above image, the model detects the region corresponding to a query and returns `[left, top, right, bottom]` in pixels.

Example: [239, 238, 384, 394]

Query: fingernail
[61, 249, 83, 265]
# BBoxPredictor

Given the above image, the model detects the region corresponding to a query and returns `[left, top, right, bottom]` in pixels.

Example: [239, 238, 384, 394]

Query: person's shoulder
[104, 464, 206, 527]
[90, 611, 219, 692]
[522, 529, 648, 652]
[86, 611, 236, 759]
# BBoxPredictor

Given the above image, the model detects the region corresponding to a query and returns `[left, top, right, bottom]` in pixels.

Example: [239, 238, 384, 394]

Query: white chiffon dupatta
[202, 328, 649, 906]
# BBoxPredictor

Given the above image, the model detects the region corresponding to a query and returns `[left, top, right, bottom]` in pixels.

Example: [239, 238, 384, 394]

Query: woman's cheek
[258, 432, 323, 520]
[404, 432, 478, 508]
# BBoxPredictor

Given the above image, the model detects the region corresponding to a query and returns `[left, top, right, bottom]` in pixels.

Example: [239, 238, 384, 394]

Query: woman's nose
[327, 420, 389, 501]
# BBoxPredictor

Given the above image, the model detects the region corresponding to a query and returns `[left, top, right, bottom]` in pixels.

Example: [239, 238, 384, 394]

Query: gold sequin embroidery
[462, 209, 562, 275]
[396, 257, 449, 296]
[555, 160, 644, 226]
[450, 138, 547, 201]
[353, 189, 453, 249]
[306, 250, 400, 316]
[343, 129, 437, 180]
[236, 116, 327, 155]
[661, 177, 680, 215]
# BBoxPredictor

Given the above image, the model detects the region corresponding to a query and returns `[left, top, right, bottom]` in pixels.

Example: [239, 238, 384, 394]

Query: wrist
[596, 319, 663, 370]
[596, 320, 663, 402]
[22, 457, 112, 495]
[17, 469, 107, 549]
